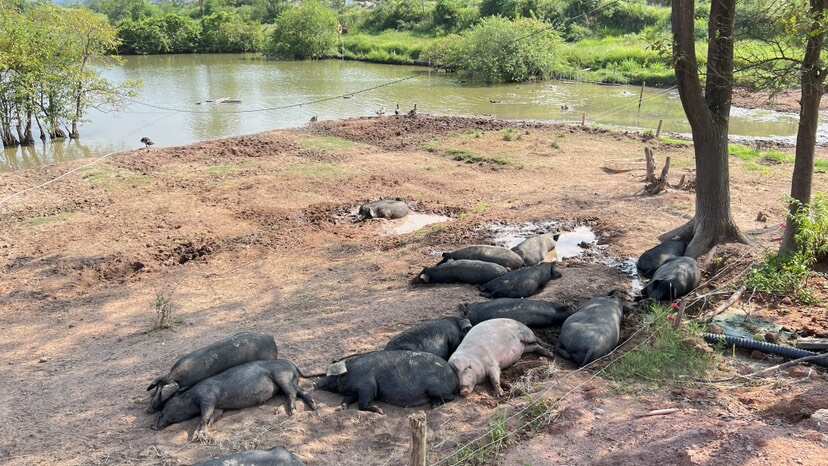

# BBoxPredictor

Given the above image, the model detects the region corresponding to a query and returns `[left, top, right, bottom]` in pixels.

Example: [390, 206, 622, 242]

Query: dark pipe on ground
[703, 333, 828, 368]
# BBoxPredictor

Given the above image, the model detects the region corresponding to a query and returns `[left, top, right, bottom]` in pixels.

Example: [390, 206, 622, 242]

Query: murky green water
[1, 54, 802, 171]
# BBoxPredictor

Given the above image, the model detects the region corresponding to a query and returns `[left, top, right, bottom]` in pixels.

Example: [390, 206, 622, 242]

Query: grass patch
[447, 410, 510, 465]
[205, 164, 244, 177]
[729, 144, 794, 172]
[284, 162, 347, 179]
[338, 31, 437, 64]
[445, 148, 512, 166]
[659, 136, 691, 147]
[501, 128, 521, 141]
[299, 135, 357, 152]
[816, 160, 828, 173]
[606, 305, 713, 384]
[80, 165, 150, 188]
[25, 212, 73, 227]
[745, 195, 828, 304]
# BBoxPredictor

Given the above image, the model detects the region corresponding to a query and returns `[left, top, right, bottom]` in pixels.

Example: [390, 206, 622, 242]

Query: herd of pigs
[146, 200, 700, 465]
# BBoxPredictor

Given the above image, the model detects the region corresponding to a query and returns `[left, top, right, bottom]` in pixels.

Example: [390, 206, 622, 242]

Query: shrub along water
[423, 17, 563, 83]
[266, 1, 339, 59]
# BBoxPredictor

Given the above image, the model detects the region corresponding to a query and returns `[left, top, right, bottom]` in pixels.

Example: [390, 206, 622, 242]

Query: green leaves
[266, 1, 338, 59]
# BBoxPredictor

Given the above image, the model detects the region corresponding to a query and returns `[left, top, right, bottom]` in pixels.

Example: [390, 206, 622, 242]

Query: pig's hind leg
[524, 343, 555, 360]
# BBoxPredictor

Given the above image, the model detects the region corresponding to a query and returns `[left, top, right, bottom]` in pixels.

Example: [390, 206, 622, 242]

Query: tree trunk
[21, 110, 34, 145]
[780, 0, 827, 257]
[664, 0, 747, 257]
[33, 109, 46, 141]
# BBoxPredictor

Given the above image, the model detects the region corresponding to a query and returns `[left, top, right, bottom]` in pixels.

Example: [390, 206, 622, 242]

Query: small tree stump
[644, 147, 657, 183]
[409, 412, 427, 466]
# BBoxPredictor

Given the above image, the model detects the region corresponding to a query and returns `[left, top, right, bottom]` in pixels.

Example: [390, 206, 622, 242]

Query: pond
[1, 54, 804, 171]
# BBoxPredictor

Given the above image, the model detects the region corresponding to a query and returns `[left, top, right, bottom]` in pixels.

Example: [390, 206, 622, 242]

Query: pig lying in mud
[479, 262, 561, 298]
[636, 240, 687, 278]
[642, 256, 700, 302]
[440, 245, 525, 270]
[154, 360, 316, 434]
[449, 318, 554, 397]
[419, 259, 507, 285]
[385, 317, 472, 360]
[358, 199, 409, 219]
[316, 350, 457, 414]
[147, 332, 278, 412]
[195, 447, 305, 466]
[512, 232, 559, 266]
[462, 298, 574, 327]
[557, 293, 624, 366]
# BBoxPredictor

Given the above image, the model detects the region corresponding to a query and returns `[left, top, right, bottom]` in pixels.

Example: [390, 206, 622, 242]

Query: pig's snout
[459, 387, 473, 397]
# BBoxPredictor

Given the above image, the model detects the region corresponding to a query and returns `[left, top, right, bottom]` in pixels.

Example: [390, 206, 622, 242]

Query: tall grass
[338, 31, 437, 64]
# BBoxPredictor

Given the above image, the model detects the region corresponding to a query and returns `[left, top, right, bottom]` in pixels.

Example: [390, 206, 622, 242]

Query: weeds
[501, 128, 521, 141]
[448, 411, 510, 465]
[606, 305, 713, 384]
[745, 194, 828, 303]
[445, 148, 511, 166]
[151, 292, 175, 330]
[522, 397, 557, 432]
[659, 136, 691, 147]
[729, 144, 793, 172]
[549, 141, 560, 150]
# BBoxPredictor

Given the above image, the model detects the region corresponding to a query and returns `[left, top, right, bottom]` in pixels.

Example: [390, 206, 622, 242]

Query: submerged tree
[664, 0, 748, 257]
[0, 3, 128, 146]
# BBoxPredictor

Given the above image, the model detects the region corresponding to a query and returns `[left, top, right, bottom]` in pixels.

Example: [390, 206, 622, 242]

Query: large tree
[779, 0, 827, 256]
[663, 0, 748, 257]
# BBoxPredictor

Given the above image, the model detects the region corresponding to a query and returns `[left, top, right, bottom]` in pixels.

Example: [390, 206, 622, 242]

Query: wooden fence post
[409, 412, 427, 466]
[637, 81, 646, 123]
[655, 119, 663, 138]
[581, 112, 586, 126]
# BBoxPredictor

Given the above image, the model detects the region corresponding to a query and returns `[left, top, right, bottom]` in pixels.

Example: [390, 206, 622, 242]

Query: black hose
[702, 333, 828, 368]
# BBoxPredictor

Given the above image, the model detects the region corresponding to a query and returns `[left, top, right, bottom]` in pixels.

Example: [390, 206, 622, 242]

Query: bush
[363, 0, 433, 32]
[118, 18, 169, 54]
[201, 10, 263, 53]
[745, 194, 828, 303]
[158, 14, 201, 53]
[433, 0, 480, 32]
[480, 0, 520, 18]
[423, 16, 563, 83]
[267, 1, 338, 59]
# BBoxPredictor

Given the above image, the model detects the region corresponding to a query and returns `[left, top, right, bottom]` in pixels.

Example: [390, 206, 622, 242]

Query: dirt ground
[732, 87, 828, 114]
[1, 116, 827, 466]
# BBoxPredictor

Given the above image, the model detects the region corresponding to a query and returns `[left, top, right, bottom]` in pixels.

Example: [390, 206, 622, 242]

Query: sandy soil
[1, 116, 827, 465]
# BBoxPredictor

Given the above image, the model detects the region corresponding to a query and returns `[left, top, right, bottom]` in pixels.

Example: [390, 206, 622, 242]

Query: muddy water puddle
[484, 220, 642, 292]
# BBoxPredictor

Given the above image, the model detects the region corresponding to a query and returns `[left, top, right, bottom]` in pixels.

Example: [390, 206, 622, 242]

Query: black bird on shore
[394, 103, 400, 116]
[406, 104, 417, 118]
[310, 115, 318, 123]
[140, 137, 154, 148]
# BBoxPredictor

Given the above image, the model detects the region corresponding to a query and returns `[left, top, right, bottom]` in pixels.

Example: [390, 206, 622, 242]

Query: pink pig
[448, 318, 554, 396]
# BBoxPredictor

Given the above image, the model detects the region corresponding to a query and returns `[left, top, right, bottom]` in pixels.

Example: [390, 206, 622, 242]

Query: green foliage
[423, 16, 563, 83]
[606, 305, 713, 383]
[201, 10, 263, 53]
[340, 31, 436, 64]
[267, 1, 338, 59]
[363, 0, 434, 32]
[746, 195, 828, 303]
[728, 144, 795, 171]
[433, 0, 480, 32]
[118, 14, 201, 54]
